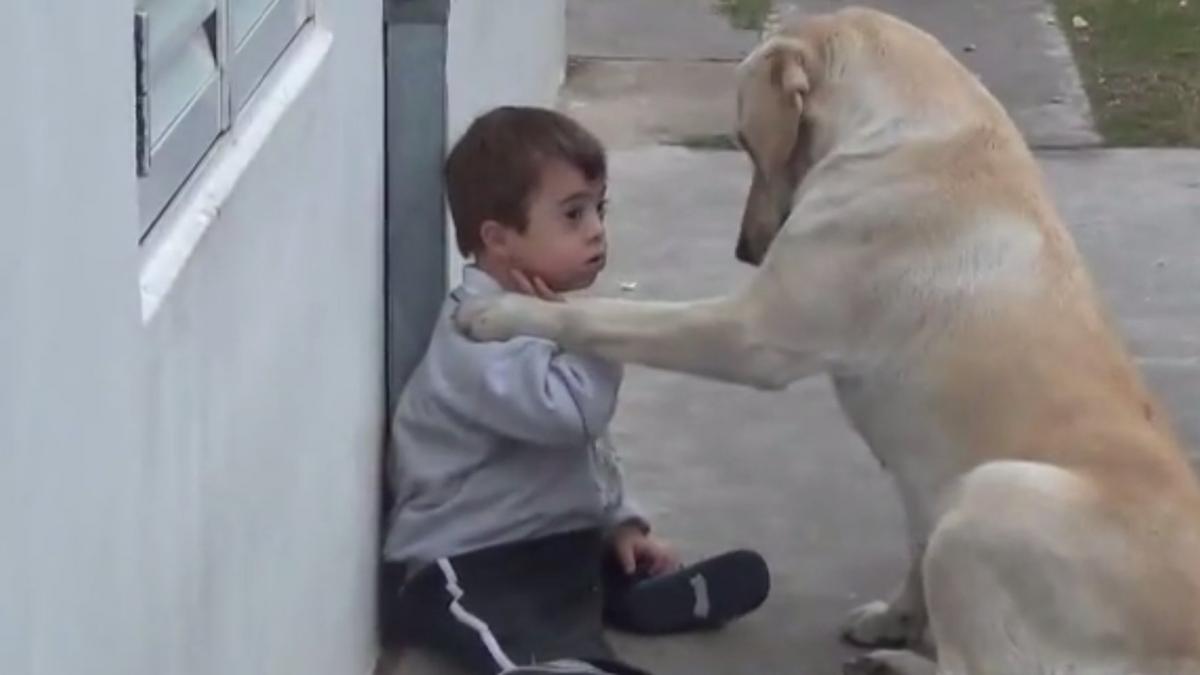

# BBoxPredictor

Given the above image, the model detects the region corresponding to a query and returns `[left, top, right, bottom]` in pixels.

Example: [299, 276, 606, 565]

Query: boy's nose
[586, 214, 606, 239]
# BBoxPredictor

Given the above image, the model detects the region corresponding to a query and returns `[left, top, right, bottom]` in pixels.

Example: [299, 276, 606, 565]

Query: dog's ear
[769, 38, 810, 107]
[737, 37, 812, 171]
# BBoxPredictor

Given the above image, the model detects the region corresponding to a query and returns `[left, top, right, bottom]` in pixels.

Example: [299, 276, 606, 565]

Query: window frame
[135, 0, 314, 240]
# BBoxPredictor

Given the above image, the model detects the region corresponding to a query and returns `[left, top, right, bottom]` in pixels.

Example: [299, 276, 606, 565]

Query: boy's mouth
[586, 252, 607, 267]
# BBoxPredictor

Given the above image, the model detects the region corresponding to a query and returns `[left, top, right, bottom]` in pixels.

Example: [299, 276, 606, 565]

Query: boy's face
[487, 159, 608, 293]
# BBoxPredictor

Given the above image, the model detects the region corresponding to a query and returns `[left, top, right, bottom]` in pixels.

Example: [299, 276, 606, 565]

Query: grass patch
[714, 0, 774, 31]
[666, 132, 740, 151]
[1056, 0, 1200, 146]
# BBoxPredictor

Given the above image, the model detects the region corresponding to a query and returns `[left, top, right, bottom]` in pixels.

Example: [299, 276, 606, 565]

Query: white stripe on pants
[437, 558, 518, 672]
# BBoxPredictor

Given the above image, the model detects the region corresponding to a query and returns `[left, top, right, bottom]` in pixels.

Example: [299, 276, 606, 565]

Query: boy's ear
[479, 219, 509, 255]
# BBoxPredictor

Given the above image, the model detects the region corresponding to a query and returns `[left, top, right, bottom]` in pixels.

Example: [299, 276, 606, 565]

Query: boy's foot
[606, 549, 770, 635]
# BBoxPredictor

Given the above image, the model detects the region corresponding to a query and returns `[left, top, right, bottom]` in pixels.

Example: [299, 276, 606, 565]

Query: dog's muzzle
[735, 235, 757, 265]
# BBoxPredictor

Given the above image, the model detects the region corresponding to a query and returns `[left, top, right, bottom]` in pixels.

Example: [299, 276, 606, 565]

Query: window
[135, 0, 312, 238]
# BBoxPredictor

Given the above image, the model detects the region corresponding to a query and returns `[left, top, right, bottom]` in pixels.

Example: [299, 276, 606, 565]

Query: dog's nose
[735, 236, 754, 264]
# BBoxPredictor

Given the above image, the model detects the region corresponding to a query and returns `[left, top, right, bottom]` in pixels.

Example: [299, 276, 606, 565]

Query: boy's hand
[612, 524, 680, 577]
[511, 269, 565, 303]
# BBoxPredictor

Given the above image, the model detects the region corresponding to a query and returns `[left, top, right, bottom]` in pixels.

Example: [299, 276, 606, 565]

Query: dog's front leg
[843, 485, 934, 653]
[456, 291, 821, 390]
[843, 547, 929, 651]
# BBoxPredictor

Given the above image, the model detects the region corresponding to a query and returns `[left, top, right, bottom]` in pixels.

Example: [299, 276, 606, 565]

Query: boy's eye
[564, 198, 607, 224]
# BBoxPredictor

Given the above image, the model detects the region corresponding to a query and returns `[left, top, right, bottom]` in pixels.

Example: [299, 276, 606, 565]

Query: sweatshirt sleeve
[604, 493, 650, 535]
[448, 335, 624, 447]
[593, 434, 651, 534]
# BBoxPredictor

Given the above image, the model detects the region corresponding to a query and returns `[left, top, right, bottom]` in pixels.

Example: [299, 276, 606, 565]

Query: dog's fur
[457, 8, 1200, 674]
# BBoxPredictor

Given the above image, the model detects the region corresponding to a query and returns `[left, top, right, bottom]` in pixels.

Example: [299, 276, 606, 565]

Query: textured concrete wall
[0, 1, 384, 673]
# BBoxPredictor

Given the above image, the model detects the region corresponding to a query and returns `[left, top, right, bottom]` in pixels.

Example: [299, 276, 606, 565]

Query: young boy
[383, 107, 770, 675]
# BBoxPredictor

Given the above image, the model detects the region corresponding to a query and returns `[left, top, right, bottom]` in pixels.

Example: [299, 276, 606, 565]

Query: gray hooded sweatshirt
[384, 266, 646, 573]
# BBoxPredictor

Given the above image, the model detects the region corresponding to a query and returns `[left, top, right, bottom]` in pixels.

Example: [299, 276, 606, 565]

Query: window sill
[138, 23, 333, 324]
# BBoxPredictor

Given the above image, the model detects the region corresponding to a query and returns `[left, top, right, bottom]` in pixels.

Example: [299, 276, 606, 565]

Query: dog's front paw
[841, 600, 919, 649]
[454, 294, 552, 343]
[843, 654, 893, 675]
[843, 650, 935, 675]
[454, 295, 520, 343]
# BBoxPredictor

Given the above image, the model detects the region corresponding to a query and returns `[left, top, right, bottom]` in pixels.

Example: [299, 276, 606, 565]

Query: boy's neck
[473, 254, 521, 293]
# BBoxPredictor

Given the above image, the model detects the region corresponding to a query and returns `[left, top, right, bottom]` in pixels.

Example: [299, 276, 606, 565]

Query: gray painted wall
[385, 0, 451, 407]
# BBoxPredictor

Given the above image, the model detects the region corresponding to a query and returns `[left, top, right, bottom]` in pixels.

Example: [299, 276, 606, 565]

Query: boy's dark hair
[444, 106, 607, 256]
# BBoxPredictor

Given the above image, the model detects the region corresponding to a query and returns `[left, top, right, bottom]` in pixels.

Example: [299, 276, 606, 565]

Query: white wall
[0, 2, 146, 672]
[446, 0, 567, 142]
[0, 1, 383, 674]
[444, 0, 568, 280]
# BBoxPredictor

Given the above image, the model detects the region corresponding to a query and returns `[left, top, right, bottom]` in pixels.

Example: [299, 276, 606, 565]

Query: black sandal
[605, 549, 770, 634]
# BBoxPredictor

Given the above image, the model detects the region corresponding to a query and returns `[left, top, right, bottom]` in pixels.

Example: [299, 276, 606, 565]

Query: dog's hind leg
[918, 508, 1040, 675]
[919, 461, 1116, 675]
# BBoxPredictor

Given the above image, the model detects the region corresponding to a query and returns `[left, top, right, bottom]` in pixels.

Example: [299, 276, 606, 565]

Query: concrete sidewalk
[566, 0, 1098, 148]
